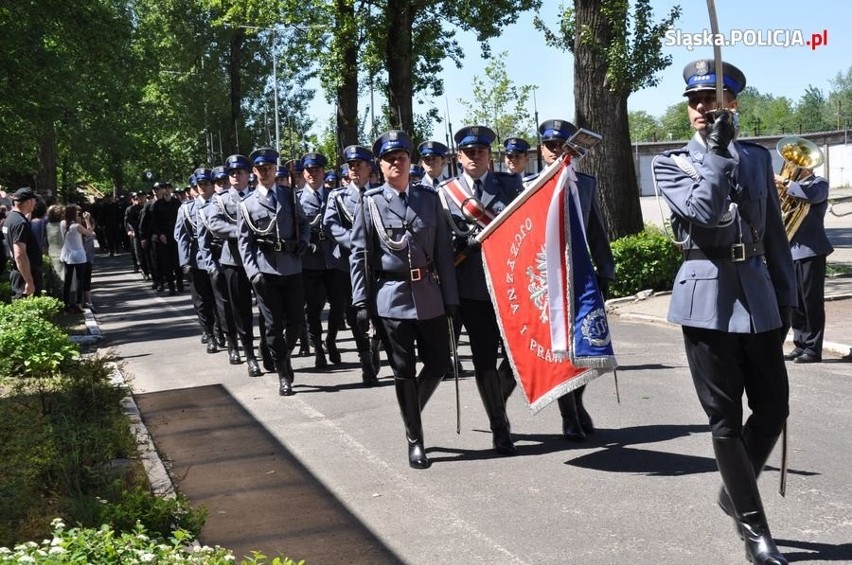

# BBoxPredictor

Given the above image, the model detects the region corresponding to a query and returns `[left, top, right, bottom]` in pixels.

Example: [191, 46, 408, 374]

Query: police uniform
[198, 167, 240, 364]
[785, 174, 833, 363]
[652, 59, 795, 565]
[323, 145, 380, 386]
[441, 125, 522, 455]
[174, 174, 218, 351]
[418, 140, 450, 188]
[300, 152, 348, 368]
[350, 130, 459, 469]
[237, 147, 311, 396]
[532, 119, 615, 441]
[204, 155, 263, 377]
[503, 137, 531, 177]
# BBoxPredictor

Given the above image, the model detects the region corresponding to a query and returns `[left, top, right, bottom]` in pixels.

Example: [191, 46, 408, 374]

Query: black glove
[466, 234, 481, 250]
[596, 276, 611, 301]
[355, 306, 371, 335]
[705, 110, 735, 157]
[181, 264, 192, 276]
[445, 305, 460, 320]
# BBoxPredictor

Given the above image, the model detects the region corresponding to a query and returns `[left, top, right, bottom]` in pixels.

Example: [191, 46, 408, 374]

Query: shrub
[0, 279, 11, 304]
[610, 225, 681, 298]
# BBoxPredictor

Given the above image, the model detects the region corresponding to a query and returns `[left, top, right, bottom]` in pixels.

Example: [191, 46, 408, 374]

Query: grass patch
[827, 262, 852, 277]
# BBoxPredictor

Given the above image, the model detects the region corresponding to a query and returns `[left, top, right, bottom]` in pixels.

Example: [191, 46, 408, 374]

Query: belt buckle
[273, 240, 283, 252]
[730, 243, 746, 262]
[319, 232, 327, 241]
[410, 268, 422, 282]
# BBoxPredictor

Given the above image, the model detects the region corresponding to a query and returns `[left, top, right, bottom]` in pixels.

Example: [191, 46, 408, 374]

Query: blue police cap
[343, 145, 373, 163]
[339, 164, 350, 177]
[682, 59, 747, 97]
[225, 154, 250, 172]
[418, 140, 449, 158]
[302, 152, 328, 168]
[539, 119, 577, 142]
[454, 125, 496, 149]
[324, 170, 338, 182]
[248, 173, 257, 184]
[284, 159, 304, 174]
[504, 137, 530, 154]
[372, 130, 413, 158]
[409, 165, 424, 178]
[212, 166, 228, 181]
[275, 166, 288, 178]
[249, 147, 279, 167]
[193, 168, 214, 183]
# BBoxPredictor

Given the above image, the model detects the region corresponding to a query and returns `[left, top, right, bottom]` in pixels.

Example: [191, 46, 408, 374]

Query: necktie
[400, 191, 408, 208]
[433, 177, 439, 188]
[267, 188, 277, 208]
[474, 179, 483, 201]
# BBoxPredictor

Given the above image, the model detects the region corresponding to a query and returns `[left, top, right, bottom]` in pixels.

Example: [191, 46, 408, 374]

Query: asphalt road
[93, 257, 851, 564]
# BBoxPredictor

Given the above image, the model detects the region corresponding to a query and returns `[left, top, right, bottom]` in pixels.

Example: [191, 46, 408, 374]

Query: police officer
[535, 118, 616, 442]
[175, 170, 219, 351]
[324, 170, 339, 190]
[503, 137, 530, 177]
[204, 155, 264, 377]
[418, 141, 450, 188]
[238, 147, 310, 396]
[138, 183, 163, 290]
[198, 166, 241, 365]
[323, 145, 381, 386]
[124, 193, 145, 277]
[780, 167, 833, 364]
[439, 125, 523, 455]
[300, 152, 347, 368]
[409, 165, 424, 185]
[653, 59, 795, 565]
[350, 130, 459, 469]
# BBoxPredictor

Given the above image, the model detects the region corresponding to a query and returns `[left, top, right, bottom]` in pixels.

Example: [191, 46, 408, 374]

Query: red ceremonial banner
[479, 159, 603, 413]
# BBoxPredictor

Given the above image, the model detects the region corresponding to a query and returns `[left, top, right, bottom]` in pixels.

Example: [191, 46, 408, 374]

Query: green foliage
[628, 110, 661, 142]
[0, 279, 11, 304]
[610, 226, 681, 298]
[658, 101, 691, 141]
[0, 519, 303, 564]
[96, 488, 207, 541]
[0, 297, 79, 382]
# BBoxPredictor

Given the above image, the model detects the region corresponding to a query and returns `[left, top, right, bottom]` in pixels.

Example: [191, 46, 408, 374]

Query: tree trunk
[573, 0, 644, 240]
[36, 123, 57, 199]
[335, 0, 359, 154]
[385, 0, 414, 133]
[228, 28, 245, 154]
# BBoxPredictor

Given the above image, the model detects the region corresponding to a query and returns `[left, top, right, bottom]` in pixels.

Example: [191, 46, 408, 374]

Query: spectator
[44, 204, 66, 293]
[3, 188, 44, 299]
[82, 211, 97, 309]
[59, 204, 93, 313]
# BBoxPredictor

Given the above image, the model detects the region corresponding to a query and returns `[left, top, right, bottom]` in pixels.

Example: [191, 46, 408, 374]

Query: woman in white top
[60, 204, 93, 313]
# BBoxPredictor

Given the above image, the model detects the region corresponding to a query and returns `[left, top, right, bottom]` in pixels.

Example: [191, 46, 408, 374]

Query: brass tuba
[775, 136, 824, 240]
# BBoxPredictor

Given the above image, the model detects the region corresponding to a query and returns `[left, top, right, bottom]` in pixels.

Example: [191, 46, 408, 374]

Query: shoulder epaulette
[240, 191, 253, 201]
[736, 140, 770, 154]
[364, 187, 383, 197]
[493, 171, 517, 179]
[413, 183, 437, 195]
[660, 146, 690, 157]
[522, 172, 538, 183]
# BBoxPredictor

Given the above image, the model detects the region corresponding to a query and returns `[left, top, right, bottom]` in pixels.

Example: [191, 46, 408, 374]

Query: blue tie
[474, 179, 483, 200]
[400, 191, 408, 208]
[267, 188, 277, 208]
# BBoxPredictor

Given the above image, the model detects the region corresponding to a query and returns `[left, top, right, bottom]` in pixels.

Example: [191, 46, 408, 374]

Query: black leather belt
[376, 265, 433, 282]
[256, 238, 297, 253]
[682, 241, 764, 263]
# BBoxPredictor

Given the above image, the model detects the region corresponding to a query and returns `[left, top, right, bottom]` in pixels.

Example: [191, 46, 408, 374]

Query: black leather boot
[216, 329, 226, 348]
[557, 393, 587, 442]
[325, 327, 341, 365]
[417, 369, 443, 413]
[227, 336, 241, 365]
[369, 336, 382, 374]
[242, 337, 262, 377]
[475, 369, 516, 455]
[713, 437, 787, 565]
[575, 385, 595, 435]
[312, 335, 328, 369]
[298, 327, 311, 357]
[395, 378, 430, 469]
[497, 359, 517, 402]
[718, 428, 781, 540]
[205, 332, 219, 354]
[358, 350, 379, 386]
[276, 355, 295, 396]
[258, 339, 275, 373]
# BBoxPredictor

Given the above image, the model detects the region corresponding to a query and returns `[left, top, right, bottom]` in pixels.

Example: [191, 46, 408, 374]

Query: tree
[828, 65, 852, 130]
[627, 110, 660, 142]
[795, 86, 832, 134]
[536, 0, 681, 240]
[458, 53, 536, 147]
[658, 101, 691, 142]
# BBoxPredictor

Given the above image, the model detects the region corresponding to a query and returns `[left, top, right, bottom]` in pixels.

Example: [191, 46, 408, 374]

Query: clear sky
[304, 0, 851, 141]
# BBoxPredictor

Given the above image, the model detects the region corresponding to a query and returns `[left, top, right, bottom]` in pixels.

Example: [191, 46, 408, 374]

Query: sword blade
[706, 0, 725, 108]
[448, 315, 461, 434]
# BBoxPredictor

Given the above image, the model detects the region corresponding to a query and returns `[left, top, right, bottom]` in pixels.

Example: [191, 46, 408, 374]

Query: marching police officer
[418, 140, 450, 188]
[150, 181, 182, 295]
[323, 145, 381, 386]
[138, 183, 163, 290]
[175, 170, 219, 350]
[237, 147, 310, 396]
[124, 192, 145, 277]
[204, 155, 264, 377]
[198, 166, 241, 365]
[503, 137, 530, 177]
[350, 130, 459, 469]
[534, 118, 616, 442]
[300, 152, 347, 368]
[653, 59, 794, 564]
[439, 125, 523, 455]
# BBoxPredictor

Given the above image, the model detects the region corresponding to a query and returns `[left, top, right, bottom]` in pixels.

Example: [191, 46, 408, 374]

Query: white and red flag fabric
[478, 155, 617, 413]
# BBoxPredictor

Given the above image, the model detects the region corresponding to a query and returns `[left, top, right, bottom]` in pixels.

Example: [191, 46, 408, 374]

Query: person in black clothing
[139, 188, 160, 287]
[3, 188, 44, 299]
[149, 182, 182, 293]
[125, 193, 145, 276]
